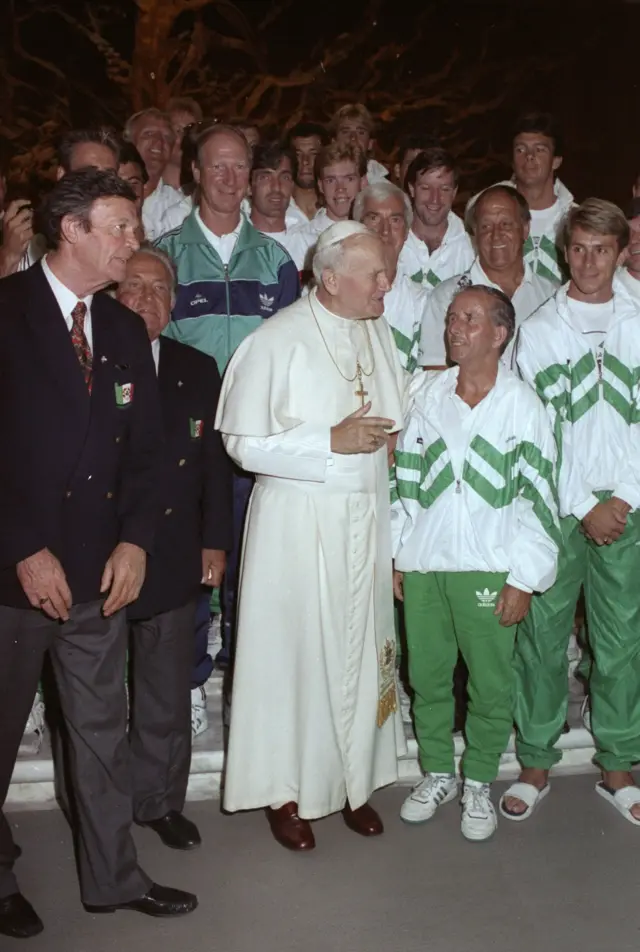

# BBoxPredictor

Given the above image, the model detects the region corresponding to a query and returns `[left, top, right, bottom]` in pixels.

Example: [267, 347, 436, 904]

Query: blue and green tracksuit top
[156, 211, 300, 373]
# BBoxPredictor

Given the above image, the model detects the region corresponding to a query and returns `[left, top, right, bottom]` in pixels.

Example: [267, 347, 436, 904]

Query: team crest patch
[115, 382, 134, 407]
[190, 418, 203, 439]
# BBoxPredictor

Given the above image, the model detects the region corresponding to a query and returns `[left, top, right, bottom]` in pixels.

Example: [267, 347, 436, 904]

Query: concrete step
[7, 673, 596, 811]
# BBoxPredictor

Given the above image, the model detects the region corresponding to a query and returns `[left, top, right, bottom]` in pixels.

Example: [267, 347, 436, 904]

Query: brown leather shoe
[266, 803, 315, 851]
[342, 802, 384, 836]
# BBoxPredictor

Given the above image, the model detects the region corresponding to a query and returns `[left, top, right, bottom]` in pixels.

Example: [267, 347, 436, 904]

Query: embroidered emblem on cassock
[377, 637, 398, 727]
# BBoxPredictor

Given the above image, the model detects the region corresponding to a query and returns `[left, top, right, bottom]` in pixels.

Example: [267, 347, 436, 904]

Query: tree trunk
[130, 0, 179, 110]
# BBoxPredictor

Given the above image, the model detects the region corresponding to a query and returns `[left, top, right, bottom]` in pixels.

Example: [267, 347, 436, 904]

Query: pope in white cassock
[215, 221, 408, 851]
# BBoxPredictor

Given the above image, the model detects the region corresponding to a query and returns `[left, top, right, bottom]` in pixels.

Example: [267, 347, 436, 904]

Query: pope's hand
[330, 402, 395, 455]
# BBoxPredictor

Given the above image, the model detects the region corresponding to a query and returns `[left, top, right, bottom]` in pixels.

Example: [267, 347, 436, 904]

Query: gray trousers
[0, 600, 151, 905]
[129, 600, 197, 821]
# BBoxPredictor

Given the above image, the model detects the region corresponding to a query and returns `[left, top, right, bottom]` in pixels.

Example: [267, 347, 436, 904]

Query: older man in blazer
[117, 246, 232, 851]
[0, 169, 197, 940]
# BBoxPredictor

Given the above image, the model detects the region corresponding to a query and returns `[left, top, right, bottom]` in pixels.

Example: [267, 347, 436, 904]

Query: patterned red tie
[70, 301, 92, 393]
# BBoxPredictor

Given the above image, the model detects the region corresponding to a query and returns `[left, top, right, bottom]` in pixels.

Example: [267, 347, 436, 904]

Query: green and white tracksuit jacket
[397, 213, 475, 291]
[516, 279, 640, 519]
[391, 365, 560, 593]
[489, 179, 574, 283]
[384, 273, 427, 373]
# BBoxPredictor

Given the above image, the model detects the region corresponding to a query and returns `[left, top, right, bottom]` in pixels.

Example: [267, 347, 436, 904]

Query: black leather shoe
[0, 892, 44, 938]
[85, 883, 198, 918]
[140, 811, 202, 850]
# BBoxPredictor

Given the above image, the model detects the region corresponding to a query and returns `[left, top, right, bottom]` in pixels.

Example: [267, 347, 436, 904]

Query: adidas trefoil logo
[259, 292, 275, 312]
[476, 588, 497, 608]
[190, 292, 209, 308]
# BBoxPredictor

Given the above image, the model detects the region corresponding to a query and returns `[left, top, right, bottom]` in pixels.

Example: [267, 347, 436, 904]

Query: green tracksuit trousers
[514, 514, 640, 772]
[403, 570, 514, 783]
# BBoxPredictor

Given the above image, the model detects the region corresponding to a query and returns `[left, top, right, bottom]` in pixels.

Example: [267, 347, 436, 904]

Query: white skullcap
[315, 220, 371, 253]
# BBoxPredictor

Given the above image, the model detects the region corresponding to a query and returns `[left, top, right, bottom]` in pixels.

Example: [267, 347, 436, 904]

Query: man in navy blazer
[0, 169, 197, 940]
[118, 246, 232, 852]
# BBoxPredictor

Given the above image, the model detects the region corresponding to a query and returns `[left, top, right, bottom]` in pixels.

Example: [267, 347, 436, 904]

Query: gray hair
[450, 284, 515, 356]
[131, 244, 178, 306]
[123, 108, 173, 144]
[311, 221, 373, 285]
[352, 181, 413, 229]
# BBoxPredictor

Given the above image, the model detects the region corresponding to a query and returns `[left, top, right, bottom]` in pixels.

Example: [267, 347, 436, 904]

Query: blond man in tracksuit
[503, 199, 640, 826]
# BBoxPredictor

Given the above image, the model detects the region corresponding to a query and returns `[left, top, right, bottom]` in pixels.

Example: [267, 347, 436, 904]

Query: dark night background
[0, 0, 638, 206]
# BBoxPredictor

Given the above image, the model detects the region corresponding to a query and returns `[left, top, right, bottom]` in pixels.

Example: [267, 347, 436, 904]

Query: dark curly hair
[39, 167, 136, 250]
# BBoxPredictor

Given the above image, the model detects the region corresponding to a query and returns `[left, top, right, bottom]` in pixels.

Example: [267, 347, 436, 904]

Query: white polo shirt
[142, 179, 184, 241]
[41, 255, 94, 350]
[419, 258, 557, 368]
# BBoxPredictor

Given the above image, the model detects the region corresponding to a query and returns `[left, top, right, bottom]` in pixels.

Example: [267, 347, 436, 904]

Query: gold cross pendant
[354, 363, 368, 407]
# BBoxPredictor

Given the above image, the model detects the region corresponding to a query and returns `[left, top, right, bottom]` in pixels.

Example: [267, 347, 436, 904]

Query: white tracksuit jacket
[515, 278, 640, 520]
[391, 365, 560, 593]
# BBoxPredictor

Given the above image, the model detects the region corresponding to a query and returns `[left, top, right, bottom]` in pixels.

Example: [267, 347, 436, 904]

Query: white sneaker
[397, 679, 413, 725]
[207, 614, 222, 660]
[461, 781, 497, 842]
[191, 686, 208, 738]
[400, 773, 457, 824]
[19, 693, 46, 757]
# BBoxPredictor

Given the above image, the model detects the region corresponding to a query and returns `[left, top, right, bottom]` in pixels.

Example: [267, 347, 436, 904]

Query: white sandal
[499, 781, 550, 822]
[595, 783, 640, 826]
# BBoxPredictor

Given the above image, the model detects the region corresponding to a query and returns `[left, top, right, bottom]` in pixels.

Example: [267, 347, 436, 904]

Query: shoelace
[464, 785, 491, 816]
[413, 775, 452, 803]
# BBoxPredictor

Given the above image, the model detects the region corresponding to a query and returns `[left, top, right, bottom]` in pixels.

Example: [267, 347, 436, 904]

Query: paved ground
[5, 774, 639, 952]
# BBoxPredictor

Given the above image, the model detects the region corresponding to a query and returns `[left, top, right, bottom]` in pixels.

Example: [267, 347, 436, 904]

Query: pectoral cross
[354, 362, 368, 407]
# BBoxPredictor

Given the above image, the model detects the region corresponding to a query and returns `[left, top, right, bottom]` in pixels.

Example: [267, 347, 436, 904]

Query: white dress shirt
[142, 179, 184, 242]
[151, 336, 160, 373]
[41, 255, 94, 352]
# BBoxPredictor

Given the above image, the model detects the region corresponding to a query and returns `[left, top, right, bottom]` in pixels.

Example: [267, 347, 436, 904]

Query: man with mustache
[249, 143, 312, 273]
